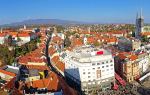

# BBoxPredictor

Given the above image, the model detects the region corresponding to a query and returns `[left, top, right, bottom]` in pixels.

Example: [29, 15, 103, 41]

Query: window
[93, 68, 95, 70]
[88, 76, 90, 78]
[102, 62, 104, 64]
[83, 72, 85, 74]
[88, 72, 90, 74]
[110, 60, 113, 62]
[92, 63, 95, 66]
[102, 66, 104, 68]
[97, 63, 100, 65]
[98, 67, 100, 69]
[110, 64, 113, 66]
[106, 65, 109, 67]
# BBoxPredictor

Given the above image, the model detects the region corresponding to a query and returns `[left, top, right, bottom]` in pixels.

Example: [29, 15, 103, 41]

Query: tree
[64, 36, 71, 47]
[56, 25, 64, 32]
[132, 32, 135, 37]
[141, 35, 149, 42]
[17, 37, 21, 42]
[93, 41, 100, 47]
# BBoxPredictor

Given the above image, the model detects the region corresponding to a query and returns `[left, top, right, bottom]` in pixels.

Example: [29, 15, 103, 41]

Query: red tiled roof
[48, 47, 56, 55]
[26, 65, 50, 71]
[72, 38, 83, 47]
[56, 61, 65, 72]
[141, 32, 150, 36]
[51, 56, 60, 63]
[26, 72, 60, 91]
[0, 33, 6, 37]
[129, 54, 138, 61]
[9, 32, 18, 37]
[18, 33, 30, 37]
[2, 77, 16, 90]
[0, 69, 16, 77]
[87, 37, 96, 43]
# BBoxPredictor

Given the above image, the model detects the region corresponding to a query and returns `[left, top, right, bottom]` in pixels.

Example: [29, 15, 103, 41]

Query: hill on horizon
[1, 19, 86, 26]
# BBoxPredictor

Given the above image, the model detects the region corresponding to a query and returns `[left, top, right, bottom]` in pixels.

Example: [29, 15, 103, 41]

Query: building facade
[115, 52, 140, 82]
[118, 37, 141, 52]
[62, 45, 115, 94]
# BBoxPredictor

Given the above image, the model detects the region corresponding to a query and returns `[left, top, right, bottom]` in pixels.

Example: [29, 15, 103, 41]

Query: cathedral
[135, 9, 144, 39]
[135, 9, 150, 39]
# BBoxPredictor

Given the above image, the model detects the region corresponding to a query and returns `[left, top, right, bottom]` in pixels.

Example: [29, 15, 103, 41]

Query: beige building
[115, 52, 140, 82]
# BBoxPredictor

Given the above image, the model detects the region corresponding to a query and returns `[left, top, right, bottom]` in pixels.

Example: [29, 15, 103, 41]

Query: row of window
[92, 64, 113, 70]
[83, 68, 114, 75]
[92, 60, 113, 66]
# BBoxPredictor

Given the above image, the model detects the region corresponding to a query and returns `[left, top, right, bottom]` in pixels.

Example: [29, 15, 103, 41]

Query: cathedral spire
[136, 12, 139, 19]
[140, 8, 143, 19]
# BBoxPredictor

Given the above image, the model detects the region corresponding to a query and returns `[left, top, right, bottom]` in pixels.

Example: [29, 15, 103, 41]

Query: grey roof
[4, 67, 19, 74]
[29, 69, 39, 77]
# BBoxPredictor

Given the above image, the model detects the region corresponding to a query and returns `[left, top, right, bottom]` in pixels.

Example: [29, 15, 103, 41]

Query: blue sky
[0, 0, 150, 24]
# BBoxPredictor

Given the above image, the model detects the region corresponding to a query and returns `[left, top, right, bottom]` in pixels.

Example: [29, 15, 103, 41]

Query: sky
[0, 0, 150, 24]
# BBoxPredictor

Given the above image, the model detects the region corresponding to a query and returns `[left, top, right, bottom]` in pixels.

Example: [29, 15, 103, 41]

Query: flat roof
[66, 45, 112, 63]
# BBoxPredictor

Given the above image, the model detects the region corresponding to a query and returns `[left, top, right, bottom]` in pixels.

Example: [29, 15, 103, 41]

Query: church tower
[135, 9, 144, 39]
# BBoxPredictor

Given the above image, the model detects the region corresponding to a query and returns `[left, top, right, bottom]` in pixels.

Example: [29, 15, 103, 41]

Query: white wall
[19, 37, 30, 43]
[0, 37, 5, 44]
[64, 53, 115, 84]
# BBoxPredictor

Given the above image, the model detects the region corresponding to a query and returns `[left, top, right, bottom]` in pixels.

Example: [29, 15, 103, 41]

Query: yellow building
[115, 52, 140, 82]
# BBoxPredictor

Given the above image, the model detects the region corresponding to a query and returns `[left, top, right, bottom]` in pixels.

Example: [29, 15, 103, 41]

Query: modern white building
[137, 51, 149, 75]
[61, 45, 115, 94]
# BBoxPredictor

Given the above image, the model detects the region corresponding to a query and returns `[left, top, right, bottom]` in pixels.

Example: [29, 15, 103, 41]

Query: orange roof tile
[26, 65, 50, 71]
[26, 72, 60, 91]
[141, 32, 150, 36]
[72, 38, 83, 47]
[0, 33, 6, 37]
[0, 69, 16, 77]
[129, 54, 138, 61]
[56, 61, 65, 72]
[18, 33, 30, 37]
[51, 56, 60, 63]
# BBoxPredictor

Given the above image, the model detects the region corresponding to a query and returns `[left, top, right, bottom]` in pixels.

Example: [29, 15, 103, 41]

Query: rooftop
[65, 45, 112, 63]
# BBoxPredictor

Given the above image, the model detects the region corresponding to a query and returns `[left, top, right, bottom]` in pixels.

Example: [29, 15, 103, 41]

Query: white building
[61, 45, 115, 94]
[0, 36, 5, 44]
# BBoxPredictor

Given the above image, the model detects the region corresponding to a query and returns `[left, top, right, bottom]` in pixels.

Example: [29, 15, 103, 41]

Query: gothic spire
[140, 8, 143, 19]
[136, 12, 139, 19]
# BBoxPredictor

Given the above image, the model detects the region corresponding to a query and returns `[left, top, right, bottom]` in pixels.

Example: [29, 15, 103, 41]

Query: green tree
[132, 32, 135, 37]
[93, 41, 100, 47]
[64, 36, 71, 47]
[141, 35, 149, 42]
[17, 37, 21, 42]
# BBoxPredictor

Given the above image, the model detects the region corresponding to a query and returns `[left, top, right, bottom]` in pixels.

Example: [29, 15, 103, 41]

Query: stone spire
[136, 12, 139, 19]
[140, 8, 144, 19]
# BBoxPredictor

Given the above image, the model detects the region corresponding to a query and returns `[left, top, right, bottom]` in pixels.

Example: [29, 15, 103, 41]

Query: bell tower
[135, 9, 144, 39]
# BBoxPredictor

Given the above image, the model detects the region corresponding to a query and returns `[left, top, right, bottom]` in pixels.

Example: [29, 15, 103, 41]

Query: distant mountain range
[1, 19, 142, 27]
[1, 19, 87, 26]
